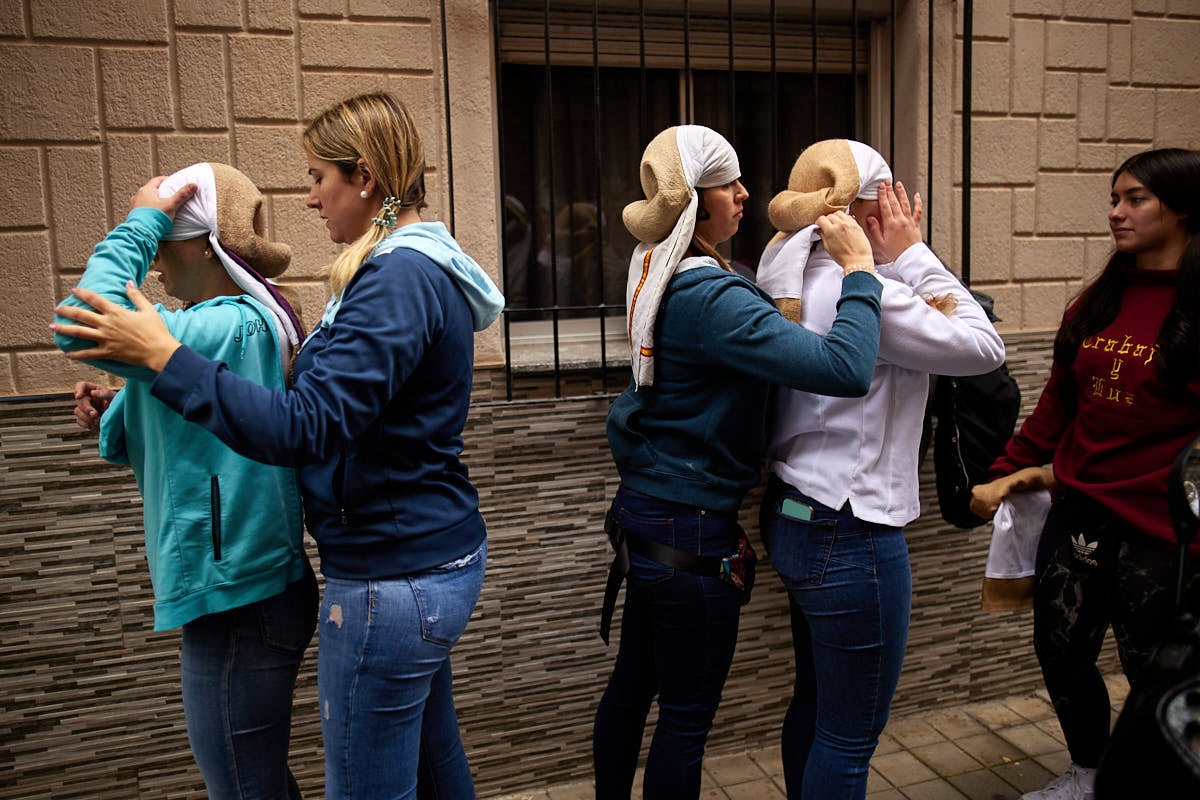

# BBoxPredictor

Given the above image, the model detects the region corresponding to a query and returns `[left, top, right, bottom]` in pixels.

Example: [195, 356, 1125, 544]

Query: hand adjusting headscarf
[756, 140, 891, 323]
[621, 125, 740, 388]
[158, 162, 302, 365]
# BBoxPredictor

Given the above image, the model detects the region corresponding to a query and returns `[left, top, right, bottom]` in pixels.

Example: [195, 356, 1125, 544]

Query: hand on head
[862, 179, 923, 263]
[815, 211, 874, 274]
[72, 380, 116, 432]
[129, 177, 198, 220]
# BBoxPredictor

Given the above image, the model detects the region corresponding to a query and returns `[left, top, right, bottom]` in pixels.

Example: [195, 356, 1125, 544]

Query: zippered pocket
[210, 475, 223, 561]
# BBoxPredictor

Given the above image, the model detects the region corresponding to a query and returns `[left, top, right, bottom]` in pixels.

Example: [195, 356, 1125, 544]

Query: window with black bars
[491, 0, 909, 400]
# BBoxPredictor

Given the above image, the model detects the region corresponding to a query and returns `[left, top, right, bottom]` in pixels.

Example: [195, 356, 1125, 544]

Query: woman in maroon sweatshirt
[972, 148, 1200, 800]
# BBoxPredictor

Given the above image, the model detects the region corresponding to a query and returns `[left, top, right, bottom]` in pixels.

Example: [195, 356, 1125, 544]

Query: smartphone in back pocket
[781, 497, 814, 521]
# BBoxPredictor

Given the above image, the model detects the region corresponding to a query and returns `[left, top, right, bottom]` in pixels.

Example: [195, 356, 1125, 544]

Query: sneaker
[1020, 763, 1096, 800]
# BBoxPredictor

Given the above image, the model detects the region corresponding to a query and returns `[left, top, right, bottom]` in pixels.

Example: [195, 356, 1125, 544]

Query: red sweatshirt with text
[990, 268, 1200, 554]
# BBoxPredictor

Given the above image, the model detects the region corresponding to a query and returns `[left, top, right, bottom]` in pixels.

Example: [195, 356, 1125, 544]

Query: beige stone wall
[3, 1, 1200, 396]
[935, 0, 1200, 333]
[0, 0, 502, 397]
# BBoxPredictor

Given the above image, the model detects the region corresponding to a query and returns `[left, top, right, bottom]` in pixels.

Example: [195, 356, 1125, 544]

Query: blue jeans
[181, 560, 319, 800]
[318, 540, 485, 800]
[593, 487, 743, 799]
[760, 478, 911, 800]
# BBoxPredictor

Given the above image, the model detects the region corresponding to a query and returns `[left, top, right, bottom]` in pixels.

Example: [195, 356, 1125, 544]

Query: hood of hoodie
[371, 221, 504, 331]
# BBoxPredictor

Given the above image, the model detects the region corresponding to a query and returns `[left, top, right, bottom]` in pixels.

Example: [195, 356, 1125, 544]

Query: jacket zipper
[210, 475, 223, 561]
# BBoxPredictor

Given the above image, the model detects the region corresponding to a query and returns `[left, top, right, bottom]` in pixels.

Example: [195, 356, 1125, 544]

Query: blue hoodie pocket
[209, 475, 222, 562]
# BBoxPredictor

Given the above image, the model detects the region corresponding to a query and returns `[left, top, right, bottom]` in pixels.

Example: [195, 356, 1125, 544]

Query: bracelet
[842, 264, 876, 275]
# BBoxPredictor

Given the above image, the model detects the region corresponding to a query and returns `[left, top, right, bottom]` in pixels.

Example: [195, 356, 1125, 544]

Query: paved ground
[491, 674, 1128, 800]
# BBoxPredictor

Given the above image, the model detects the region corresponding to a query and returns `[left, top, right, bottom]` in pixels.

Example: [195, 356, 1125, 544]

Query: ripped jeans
[317, 540, 486, 800]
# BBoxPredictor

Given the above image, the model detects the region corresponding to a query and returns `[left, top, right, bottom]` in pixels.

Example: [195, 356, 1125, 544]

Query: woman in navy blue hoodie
[593, 125, 884, 799]
[53, 93, 505, 800]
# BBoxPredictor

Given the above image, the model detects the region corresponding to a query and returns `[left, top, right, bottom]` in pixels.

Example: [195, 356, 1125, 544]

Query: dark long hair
[1053, 148, 1200, 389]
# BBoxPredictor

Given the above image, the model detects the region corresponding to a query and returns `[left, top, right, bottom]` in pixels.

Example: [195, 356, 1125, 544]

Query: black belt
[599, 509, 727, 645]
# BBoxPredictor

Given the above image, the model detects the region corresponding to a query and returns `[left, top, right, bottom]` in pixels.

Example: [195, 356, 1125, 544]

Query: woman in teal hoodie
[55, 163, 318, 800]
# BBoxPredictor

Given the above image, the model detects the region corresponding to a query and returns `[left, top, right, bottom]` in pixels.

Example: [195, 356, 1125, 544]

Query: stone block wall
[929, 0, 1200, 333]
[0, 0, 502, 397]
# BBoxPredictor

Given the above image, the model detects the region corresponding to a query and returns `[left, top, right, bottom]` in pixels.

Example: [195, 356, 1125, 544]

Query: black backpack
[926, 290, 1022, 529]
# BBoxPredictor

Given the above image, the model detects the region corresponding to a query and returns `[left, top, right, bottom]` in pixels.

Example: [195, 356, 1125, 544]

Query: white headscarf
[158, 163, 301, 366]
[757, 140, 892, 315]
[623, 125, 740, 388]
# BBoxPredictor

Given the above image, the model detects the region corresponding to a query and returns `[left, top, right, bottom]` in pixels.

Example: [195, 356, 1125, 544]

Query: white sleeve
[875, 242, 1007, 375]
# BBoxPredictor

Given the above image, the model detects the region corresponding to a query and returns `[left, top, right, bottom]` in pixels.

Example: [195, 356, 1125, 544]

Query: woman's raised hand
[129, 177, 197, 220]
[816, 211, 875, 274]
[52, 282, 182, 373]
[865, 180, 923, 263]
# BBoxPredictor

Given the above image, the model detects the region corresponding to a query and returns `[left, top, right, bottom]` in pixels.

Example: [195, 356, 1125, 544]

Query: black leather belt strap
[599, 511, 725, 644]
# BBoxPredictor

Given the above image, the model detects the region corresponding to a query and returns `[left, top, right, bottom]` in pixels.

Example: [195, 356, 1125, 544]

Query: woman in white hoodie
[755, 140, 1006, 800]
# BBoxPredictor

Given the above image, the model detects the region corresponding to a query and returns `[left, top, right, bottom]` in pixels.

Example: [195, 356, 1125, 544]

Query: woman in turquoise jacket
[55, 163, 317, 800]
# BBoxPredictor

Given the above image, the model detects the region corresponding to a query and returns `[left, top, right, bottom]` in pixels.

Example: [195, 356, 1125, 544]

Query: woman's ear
[356, 159, 377, 198]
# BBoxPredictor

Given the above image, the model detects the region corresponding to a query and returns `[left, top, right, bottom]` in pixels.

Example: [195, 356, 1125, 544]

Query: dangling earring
[360, 190, 369, 199]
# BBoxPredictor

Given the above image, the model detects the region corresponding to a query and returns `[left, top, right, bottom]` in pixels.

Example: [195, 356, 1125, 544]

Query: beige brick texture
[271, 194, 343, 279]
[230, 36, 299, 121]
[972, 1, 1010, 39]
[1154, 90, 1200, 148]
[13, 350, 106, 394]
[1021, 281, 1071, 329]
[299, 21, 433, 71]
[1107, 23, 1131, 84]
[177, 35, 229, 130]
[1013, 0, 1064, 14]
[1166, 0, 1200, 15]
[968, 189, 1014, 283]
[47, 147, 109, 274]
[1013, 188, 1037, 235]
[1062, 0, 1134, 19]
[0, 148, 47, 228]
[1131, 19, 1200, 85]
[1078, 142, 1118, 171]
[100, 49, 174, 130]
[298, 0, 344, 15]
[1084, 235, 1116, 284]
[1013, 237, 1087, 281]
[1011, 19, 1045, 114]
[0, 232, 57, 346]
[351, 0, 433, 18]
[234, 125, 305, 190]
[1045, 21, 1108, 70]
[249, 0, 296, 32]
[1043, 71, 1079, 117]
[982, 284, 1023, 333]
[1106, 87, 1156, 141]
[0, 356, 15, 395]
[30, 0, 167, 41]
[1039, 118, 1078, 169]
[156, 134, 233, 174]
[302, 73, 390, 120]
[971, 118, 1039, 185]
[972, 42, 1011, 114]
[104, 135, 154, 229]
[1132, 0, 1166, 11]
[0, 1, 24, 36]
[1077, 73, 1108, 140]
[0, 45, 99, 142]
[1034, 173, 1113, 235]
[174, 0, 241, 30]
[387, 76, 440, 167]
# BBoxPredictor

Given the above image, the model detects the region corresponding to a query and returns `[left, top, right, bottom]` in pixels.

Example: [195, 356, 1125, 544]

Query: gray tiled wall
[1, 331, 1117, 798]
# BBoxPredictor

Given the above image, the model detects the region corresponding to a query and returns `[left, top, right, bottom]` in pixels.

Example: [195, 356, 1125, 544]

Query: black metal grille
[490, 0, 962, 400]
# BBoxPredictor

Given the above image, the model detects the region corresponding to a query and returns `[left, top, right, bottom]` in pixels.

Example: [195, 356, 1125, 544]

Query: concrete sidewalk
[492, 674, 1128, 800]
